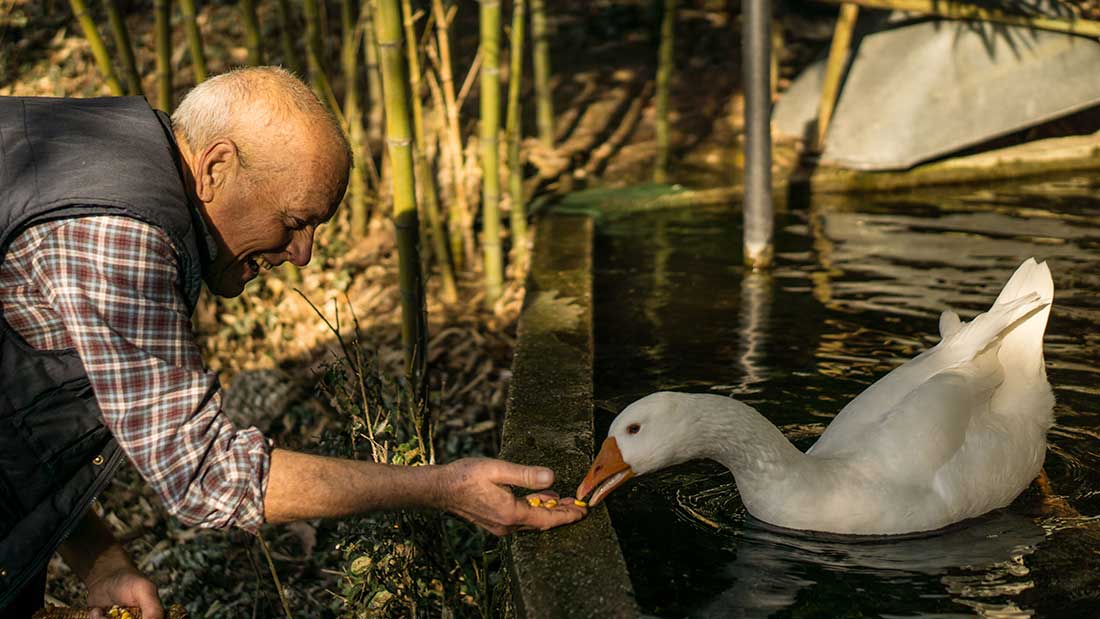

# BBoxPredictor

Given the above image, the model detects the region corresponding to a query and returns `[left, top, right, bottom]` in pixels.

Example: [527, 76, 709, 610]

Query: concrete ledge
[800, 134, 1100, 192]
[500, 213, 638, 618]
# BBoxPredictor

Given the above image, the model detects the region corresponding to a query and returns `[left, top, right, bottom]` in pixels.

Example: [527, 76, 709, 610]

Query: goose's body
[578, 259, 1055, 535]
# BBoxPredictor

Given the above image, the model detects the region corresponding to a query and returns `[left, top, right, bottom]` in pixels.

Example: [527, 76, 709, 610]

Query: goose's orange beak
[576, 437, 636, 506]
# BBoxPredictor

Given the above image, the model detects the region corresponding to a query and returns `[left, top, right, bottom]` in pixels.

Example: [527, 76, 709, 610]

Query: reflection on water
[593, 175, 1100, 617]
[698, 512, 1044, 619]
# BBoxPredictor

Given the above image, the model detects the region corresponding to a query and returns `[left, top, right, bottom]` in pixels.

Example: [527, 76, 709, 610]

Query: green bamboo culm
[273, 0, 303, 75]
[530, 0, 554, 148]
[375, 0, 429, 398]
[69, 0, 124, 96]
[100, 0, 141, 95]
[401, 0, 458, 303]
[654, 0, 676, 183]
[363, 1, 385, 145]
[179, 0, 208, 82]
[303, 0, 327, 90]
[303, 0, 344, 118]
[431, 0, 472, 270]
[480, 0, 504, 305]
[341, 0, 371, 238]
[505, 0, 527, 264]
[154, 0, 172, 111]
[240, 0, 264, 66]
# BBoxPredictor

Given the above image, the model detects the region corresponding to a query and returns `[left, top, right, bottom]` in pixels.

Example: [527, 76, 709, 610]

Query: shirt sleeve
[28, 215, 271, 531]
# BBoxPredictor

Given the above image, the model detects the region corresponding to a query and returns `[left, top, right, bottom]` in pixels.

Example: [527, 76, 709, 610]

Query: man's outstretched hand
[264, 449, 588, 535]
[438, 458, 588, 536]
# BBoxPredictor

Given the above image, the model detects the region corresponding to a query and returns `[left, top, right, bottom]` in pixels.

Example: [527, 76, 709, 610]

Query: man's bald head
[171, 67, 351, 297]
[171, 66, 350, 185]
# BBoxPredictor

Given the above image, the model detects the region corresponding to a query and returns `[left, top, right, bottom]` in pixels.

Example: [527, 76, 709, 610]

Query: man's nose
[288, 229, 314, 266]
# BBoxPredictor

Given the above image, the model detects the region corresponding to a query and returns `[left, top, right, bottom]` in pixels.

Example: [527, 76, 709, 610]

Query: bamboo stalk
[480, 0, 503, 304]
[817, 0, 1100, 37]
[273, 0, 303, 74]
[530, 0, 553, 147]
[654, 0, 676, 184]
[154, 0, 172, 111]
[69, 0, 124, 95]
[318, 0, 332, 62]
[304, 0, 327, 89]
[455, 47, 481, 110]
[505, 0, 527, 264]
[179, 0, 207, 82]
[815, 3, 858, 151]
[240, 0, 264, 66]
[363, 1, 385, 145]
[343, 0, 371, 238]
[100, 0, 141, 95]
[431, 0, 472, 270]
[402, 0, 458, 303]
[303, 0, 344, 118]
[375, 0, 429, 395]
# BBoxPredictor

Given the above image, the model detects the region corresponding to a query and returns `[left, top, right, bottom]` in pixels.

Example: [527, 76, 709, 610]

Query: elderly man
[0, 67, 585, 618]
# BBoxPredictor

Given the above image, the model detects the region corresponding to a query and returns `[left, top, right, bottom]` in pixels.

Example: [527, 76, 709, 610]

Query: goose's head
[576, 392, 720, 506]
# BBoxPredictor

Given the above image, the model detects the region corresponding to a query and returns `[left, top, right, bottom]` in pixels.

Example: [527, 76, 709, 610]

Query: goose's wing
[816, 348, 1004, 481]
[809, 292, 1047, 458]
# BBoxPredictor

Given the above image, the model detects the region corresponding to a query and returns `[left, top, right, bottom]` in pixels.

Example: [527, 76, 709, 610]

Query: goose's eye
[627, 423, 641, 435]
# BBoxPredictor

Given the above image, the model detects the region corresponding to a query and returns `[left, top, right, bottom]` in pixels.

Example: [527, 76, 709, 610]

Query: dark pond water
[593, 176, 1100, 618]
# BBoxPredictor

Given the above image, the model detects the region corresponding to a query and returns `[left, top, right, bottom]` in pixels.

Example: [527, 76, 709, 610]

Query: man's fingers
[493, 461, 555, 490]
[134, 579, 165, 619]
[513, 496, 587, 531]
[523, 491, 560, 504]
[140, 599, 165, 619]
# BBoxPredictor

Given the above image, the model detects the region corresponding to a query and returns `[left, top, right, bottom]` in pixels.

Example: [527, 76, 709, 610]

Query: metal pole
[742, 0, 774, 269]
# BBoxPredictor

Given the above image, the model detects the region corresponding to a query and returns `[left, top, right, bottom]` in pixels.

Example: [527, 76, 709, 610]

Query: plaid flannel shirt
[0, 215, 269, 531]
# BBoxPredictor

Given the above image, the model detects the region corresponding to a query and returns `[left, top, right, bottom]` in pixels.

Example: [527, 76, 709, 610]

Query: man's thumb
[497, 461, 555, 489]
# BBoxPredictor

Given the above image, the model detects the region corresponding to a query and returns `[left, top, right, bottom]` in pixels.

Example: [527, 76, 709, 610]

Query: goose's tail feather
[940, 259, 1052, 376]
[991, 258, 1053, 377]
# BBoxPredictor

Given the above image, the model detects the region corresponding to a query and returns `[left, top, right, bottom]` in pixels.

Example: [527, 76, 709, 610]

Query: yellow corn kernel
[527, 496, 541, 507]
[574, 499, 588, 507]
[543, 499, 558, 508]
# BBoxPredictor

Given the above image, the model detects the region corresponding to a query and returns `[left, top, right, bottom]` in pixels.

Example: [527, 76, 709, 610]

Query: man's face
[203, 177, 340, 297]
[192, 133, 349, 297]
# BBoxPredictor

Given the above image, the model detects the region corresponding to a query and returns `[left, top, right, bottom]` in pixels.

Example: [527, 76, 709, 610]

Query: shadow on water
[593, 175, 1100, 617]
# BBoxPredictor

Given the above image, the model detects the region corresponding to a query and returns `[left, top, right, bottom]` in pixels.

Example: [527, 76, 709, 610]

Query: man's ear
[196, 139, 240, 202]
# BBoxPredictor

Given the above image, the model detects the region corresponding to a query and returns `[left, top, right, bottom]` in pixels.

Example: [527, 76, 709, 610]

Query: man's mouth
[245, 254, 275, 276]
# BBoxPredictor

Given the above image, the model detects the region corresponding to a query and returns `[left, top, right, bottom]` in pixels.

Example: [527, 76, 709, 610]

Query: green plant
[302, 295, 491, 618]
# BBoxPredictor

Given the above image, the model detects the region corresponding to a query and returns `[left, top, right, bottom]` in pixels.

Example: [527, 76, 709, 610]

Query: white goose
[577, 258, 1055, 535]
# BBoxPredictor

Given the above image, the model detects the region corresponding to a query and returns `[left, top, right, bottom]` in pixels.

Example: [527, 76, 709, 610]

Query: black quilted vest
[0, 96, 205, 606]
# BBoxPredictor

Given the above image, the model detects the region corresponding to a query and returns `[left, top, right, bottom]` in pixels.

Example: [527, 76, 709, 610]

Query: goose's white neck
[619, 393, 805, 484]
[694, 398, 806, 480]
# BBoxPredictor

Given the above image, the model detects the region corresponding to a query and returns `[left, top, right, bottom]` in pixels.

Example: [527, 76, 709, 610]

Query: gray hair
[170, 66, 350, 174]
